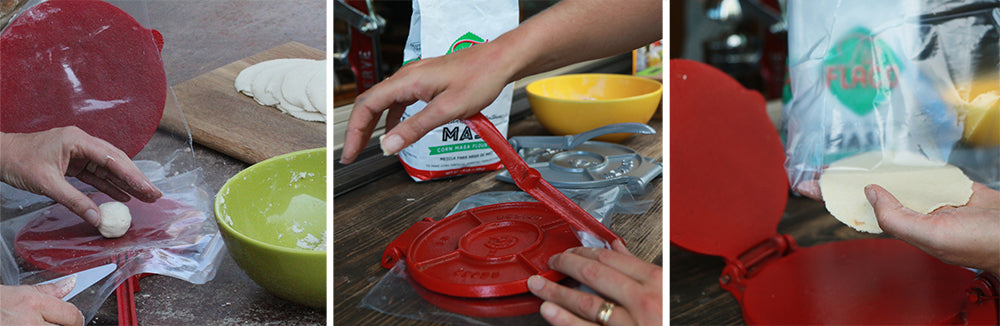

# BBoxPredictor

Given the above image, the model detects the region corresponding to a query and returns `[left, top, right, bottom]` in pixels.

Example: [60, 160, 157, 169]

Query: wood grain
[160, 42, 325, 164]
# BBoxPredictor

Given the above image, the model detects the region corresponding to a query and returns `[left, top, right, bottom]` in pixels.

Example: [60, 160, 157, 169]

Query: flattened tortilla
[818, 151, 974, 233]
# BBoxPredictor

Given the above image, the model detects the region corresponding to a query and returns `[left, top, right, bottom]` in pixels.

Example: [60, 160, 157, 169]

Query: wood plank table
[334, 115, 663, 325]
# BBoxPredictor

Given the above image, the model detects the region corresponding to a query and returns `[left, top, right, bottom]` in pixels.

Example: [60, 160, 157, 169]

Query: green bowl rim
[214, 147, 327, 256]
[525, 73, 663, 105]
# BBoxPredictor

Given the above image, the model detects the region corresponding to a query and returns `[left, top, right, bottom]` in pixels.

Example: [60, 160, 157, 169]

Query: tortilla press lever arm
[464, 113, 623, 245]
[508, 123, 656, 152]
[382, 218, 436, 269]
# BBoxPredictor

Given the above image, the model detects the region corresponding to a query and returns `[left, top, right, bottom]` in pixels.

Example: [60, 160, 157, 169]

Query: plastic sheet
[361, 185, 652, 324]
[784, 0, 1000, 191]
[1, 159, 223, 323]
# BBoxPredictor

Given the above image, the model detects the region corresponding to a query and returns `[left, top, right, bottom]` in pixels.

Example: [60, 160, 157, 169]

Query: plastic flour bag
[784, 0, 1000, 191]
[397, 0, 519, 181]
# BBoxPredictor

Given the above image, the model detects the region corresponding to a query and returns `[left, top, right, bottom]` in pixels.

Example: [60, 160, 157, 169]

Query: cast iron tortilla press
[0, 0, 167, 158]
[382, 112, 623, 313]
[670, 59, 997, 325]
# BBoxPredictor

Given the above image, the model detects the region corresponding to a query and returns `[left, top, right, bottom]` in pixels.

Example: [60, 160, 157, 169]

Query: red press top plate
[0, 0, 167, 158]
[384, 202, 582, 298]
[14, 193, 206, 275]
[669, 59, 788, 260]
[742, 238, 976, 325]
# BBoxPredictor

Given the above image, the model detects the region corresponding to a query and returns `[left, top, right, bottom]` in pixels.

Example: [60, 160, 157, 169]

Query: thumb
[34, 275, 77, 299]
[865, 184, 932, 241]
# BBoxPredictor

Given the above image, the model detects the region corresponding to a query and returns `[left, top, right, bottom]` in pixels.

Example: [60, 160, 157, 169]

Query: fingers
[794, 179, 823, 201]
[866, 184, 939, 249]
[34, 275, 76, 299]
[341, 70, 421, 164]
[557, 247, 660, 291]
[529, 276, 636, 326]
[38, 174, 102, 227]
[71, 136, 161, 202]
[29, 281, 85, 326]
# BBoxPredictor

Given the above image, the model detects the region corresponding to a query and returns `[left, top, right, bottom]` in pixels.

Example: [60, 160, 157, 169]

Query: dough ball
[818, 151, 974, 233]
[98, 202, 132, 238]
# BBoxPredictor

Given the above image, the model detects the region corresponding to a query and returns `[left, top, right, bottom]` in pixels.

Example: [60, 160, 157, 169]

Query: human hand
[866, 183, 1000, 275]
[0, 277, 85, 326]
[339, 42, 515, 164]
[527, 240, 662, 326]
[0, 127, 162, 227]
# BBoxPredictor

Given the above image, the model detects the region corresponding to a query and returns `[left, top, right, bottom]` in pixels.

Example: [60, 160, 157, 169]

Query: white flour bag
[398, 0, 519, 181]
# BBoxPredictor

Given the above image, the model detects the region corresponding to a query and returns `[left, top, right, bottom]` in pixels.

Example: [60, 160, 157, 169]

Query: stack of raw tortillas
[234, 59, 326, 122]
[819, 151, 974, 233]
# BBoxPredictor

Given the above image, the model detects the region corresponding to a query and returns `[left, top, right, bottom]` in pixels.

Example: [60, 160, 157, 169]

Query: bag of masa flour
[398, 0, 518, 181]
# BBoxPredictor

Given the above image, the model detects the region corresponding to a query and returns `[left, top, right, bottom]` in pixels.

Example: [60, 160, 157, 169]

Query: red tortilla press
[3, 1, 168, 324]
[0, 0, 166, 158]
[669, 59, 998, 325]
[381, 113, 623, 316]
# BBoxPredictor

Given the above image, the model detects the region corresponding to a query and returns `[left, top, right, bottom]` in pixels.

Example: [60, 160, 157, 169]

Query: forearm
[490, 0, 663, 82]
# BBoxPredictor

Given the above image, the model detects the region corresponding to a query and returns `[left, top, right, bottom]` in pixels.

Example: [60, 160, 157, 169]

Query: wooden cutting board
[159, 42, 325, 164]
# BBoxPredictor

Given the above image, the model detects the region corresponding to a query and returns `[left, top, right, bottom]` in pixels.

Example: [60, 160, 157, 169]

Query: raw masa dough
[818, 151, 974, 233]
[235, 59, 327, 122]
[98, 201, 132, 238]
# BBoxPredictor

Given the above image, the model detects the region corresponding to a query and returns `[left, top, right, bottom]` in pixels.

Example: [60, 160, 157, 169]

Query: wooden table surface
[334, 115, 663, 325]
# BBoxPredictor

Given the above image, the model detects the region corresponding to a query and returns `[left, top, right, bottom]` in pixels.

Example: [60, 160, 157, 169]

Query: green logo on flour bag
[823, 27, 903, 115]
[447, 32, 487, 54]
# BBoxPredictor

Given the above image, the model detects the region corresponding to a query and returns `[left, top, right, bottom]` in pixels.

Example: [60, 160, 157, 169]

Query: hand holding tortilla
[0, 127, 162, 228]
[0, 278, 84, 326]
[867, 182, 1000, 276]
[527, 240, 662, 326]
[818, 151, 974, 233]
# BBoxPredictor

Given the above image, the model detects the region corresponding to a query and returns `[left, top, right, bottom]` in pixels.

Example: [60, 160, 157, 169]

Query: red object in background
[344, 0, 381, 95]
[0, 0, 166, 158]
[759, 0, 787, 100]
[670, 59, 996, 325]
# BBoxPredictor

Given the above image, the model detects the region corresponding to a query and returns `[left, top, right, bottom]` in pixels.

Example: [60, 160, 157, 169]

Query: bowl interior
[216, 148, 327, 252]
[526, 74, 662, 102]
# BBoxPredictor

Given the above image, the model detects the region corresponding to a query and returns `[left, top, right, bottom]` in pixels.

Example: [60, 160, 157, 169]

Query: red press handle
[463, 113, 623, 246]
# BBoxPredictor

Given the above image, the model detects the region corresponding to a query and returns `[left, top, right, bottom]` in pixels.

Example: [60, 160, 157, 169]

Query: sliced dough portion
[819, 151, 974, 233]
[234, 60, 286, 97]
[305, 69, 326, 115]
[280, 61, 322, 113]
[250, 58, 314, 107]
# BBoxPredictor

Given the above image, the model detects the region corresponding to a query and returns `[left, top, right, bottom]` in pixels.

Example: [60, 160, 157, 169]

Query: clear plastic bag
[360, 185, 652, 325]
[0, 159, 224, 323]
[784, 0, 999, 190]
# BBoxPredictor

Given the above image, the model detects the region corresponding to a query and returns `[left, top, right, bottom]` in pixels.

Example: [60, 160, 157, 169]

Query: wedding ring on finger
[597, 301, 615, 326]
[85, 161, 99, 174]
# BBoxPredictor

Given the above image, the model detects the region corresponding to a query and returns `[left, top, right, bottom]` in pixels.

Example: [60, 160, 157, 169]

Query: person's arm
[1, 278, 84, 326]
[526, 240, 662, 325]
[0, 127, 162, 227]
[340, 0, 662, 164]
[867, 183, 1000, 275]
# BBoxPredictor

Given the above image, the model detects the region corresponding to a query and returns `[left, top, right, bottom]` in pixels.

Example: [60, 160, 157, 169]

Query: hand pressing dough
[98, 202, 132, 238]
[818, 151, 974, 233]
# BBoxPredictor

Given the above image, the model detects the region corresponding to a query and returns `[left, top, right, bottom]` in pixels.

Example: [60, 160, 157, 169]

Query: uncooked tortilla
[235, 58, 327, 122]
[819, 151, 974, 233]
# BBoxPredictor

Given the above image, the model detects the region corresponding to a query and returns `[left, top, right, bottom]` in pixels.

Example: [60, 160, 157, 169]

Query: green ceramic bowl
[215, 148, 327, 309]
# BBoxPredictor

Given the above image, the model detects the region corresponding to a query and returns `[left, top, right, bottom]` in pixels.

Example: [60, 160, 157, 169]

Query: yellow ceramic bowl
[215, 148, 327, 309]
[526, 74, 662, 142]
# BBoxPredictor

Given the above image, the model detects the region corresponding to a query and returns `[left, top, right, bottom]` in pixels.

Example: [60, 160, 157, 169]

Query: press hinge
[719, 234, 797, 303]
